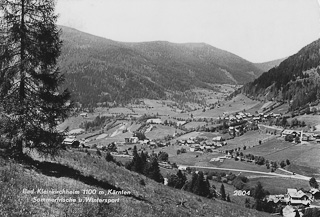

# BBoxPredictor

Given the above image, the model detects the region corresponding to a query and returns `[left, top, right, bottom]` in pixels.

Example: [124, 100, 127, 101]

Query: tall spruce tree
[0, 0, 71, 157]
[220, 184, 226, 201]
[144, 156, 163, 183]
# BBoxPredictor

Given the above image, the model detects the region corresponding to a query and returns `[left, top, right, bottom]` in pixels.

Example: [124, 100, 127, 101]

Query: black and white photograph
[1, 0, 320, 216]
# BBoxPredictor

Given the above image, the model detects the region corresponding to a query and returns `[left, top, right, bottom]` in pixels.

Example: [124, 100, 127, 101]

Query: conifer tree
[220, 184, 226, 201]
[0, 0, 72, 157]
[309, 177, 319, 189]
[226, 194, 231, 202]
[187, 172, 198, 192]
[144, 156, 163, 183]
[193, 171, 205, 196]
[131, 146, 143, 173]
[176, 170, 187, 189]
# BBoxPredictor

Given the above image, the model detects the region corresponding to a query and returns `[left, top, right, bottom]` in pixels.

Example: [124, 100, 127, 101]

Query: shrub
[139, 179, 146, 186]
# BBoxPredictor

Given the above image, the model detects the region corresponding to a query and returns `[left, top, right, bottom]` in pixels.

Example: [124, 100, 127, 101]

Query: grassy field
[191, 94, 261, 119]
[220, 131, 277, 151]
[248, 177, 310, 195]
[287, 114, 320, 131]
[183, 122, 207, 130]
[57, 114, 96, 131]
[168, 151, 223, 166]
[215, 159, 271, 173]
[242, 137, 320, 178]
[0, 149, 272, 217]
[145, 125, 183, 140]
[242, 137, 296, 157]
[270, 103, 290, 114]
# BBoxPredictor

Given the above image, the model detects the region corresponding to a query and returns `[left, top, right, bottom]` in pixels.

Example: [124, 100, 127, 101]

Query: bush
[139, 179, 146, 186]
[105, 152, 114, 162]
[226, 174, 237, 181]
[285, 134, 294, 142]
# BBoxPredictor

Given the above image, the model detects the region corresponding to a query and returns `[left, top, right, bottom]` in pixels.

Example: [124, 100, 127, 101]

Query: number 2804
[233, 190, 250, 196]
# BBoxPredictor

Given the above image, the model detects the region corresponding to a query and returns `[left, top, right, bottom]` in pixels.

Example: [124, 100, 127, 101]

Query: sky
[55, 0, 320, 63]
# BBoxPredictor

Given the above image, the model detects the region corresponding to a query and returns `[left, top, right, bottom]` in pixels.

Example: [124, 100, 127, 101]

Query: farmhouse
[124, 137, 139, 143]
[302, 133, 315, 141]
[265, 195, 286, 204]
[146, 118, 162, 124]
[178, 165, 187, 171]
[63, 137, 80, 147]
[212, 136, 223, 142]
[79, 112, 88, 118]
[281, 129, 298, 137]
[286, 188, 311, 206]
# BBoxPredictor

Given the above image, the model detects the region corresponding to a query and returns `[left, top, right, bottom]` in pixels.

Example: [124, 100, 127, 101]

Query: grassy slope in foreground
[0, 150, 271, 217]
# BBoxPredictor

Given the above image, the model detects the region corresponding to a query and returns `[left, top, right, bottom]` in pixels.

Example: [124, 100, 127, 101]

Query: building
[63, 137, 80, 148]
[178, 166, 187, 171]
[79, 112, 88, 118]
[286, 188, 311, 206]
[212, 136, 223, 142]
[146, 118, 162, 124]
[281, 130, 297, 137]
[310, 188, 320, 199]
[124, 136, 139, 143]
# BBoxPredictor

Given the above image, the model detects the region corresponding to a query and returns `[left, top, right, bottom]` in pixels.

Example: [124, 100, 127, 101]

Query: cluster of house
[124, 136, 171, 149]
[265, 188, 320, 206]
[281, 129, 320, 142]
[209, 153, 232, 162]
[222, 111, 282, 123]
[174, 136, 228, 152]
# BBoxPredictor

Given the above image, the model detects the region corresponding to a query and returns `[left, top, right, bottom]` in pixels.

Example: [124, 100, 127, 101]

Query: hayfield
[248, 177, 310, 195]
[183, 121, 207, 129]
[242, 137, 296, 157]
[145, 125, 183, 140]
[242, 137, 320, 178]
[216, 159, 271, 173]
[0, 149, 272, 217]
[220, 131, 277, 151]
[57, 115, 96, 131]
[191, 94, 260, 119]
[168, 151, 221, 166]
[288, 114, 320, 130]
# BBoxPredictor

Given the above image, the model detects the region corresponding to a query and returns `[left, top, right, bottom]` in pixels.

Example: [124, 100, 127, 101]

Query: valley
[56, 84, 320, 216]
[1, 19, 320, 216]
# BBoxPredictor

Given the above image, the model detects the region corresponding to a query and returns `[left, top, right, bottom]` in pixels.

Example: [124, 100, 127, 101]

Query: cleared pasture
[242, 137, 297, 157]
[220, 131, 277, 151]
[145, 125, 184, 140]
[248, 177, 310, 195]
[183, 121, 207, 129]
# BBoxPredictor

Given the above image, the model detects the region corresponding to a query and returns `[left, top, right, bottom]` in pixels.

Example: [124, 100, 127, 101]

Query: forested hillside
[254, 57, 286, 72]
[58, 26, 263, 107]
[242, 38, 320, 111]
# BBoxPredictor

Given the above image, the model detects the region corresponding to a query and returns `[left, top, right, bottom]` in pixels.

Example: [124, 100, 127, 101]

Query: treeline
[125, 146, 164, 183]
[242, 38, 320, 111]
[79, 115, 110, 131]
[64, 66, 166, 107]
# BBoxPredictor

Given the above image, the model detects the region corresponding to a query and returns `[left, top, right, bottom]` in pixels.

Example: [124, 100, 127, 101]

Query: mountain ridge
[241, 38, 320, 111]
[58, 25, 263, 107]
[254, 57, 287, 72]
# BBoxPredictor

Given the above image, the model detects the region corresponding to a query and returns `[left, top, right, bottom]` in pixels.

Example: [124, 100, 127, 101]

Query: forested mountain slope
[254, 57, 286, 72]
[242, 38, 320, 111]
[58, 26, 263, 107]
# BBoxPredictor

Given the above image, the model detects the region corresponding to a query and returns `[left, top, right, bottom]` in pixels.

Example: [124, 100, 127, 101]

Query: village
[58, 95, 320, 215]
